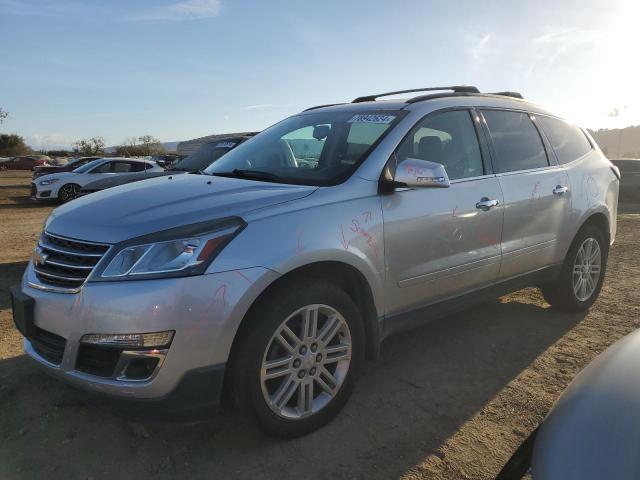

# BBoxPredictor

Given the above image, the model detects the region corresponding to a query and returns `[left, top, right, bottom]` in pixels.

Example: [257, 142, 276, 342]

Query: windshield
[73, 159, 104, 173]
[204, 110, 404, 185]
[172, 141, 239, 171]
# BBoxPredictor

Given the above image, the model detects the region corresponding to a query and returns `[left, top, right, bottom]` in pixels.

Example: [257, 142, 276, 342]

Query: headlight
[95, 217, 245, 280]
[39, 178, 59, 185]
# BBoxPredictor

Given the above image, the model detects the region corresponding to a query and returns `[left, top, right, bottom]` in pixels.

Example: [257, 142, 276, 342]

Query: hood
[46, 174, 318, 244]
[532, 329, 640, 479]
[35, 165, 65, 172]
[82, 171, 172, 191]
[36, 171, 78, 182]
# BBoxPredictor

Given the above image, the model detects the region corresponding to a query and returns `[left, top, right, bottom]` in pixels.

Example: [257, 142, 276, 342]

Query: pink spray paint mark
[214, 284, 228, 308]
[233, 270, 253, 284]
[295, 229, 304, 255]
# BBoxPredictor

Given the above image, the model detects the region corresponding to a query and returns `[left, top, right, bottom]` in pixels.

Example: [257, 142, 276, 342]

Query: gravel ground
[1, 170, 638, 480]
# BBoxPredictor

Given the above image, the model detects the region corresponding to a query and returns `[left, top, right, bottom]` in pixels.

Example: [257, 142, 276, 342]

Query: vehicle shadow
[0, 261, 28, 309]
[0, 197, 56, 209]
[0, 286, 584, 479]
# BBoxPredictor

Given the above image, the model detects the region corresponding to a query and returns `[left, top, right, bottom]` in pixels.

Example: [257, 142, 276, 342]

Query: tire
[230, 278, 364, 438]
[541, 225, 608, 312]
[57, 183, 80, 203]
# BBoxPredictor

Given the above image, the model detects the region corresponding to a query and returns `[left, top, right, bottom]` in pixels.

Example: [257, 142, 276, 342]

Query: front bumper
[31, 182, 54, 199]
[17, 263, 278, 405]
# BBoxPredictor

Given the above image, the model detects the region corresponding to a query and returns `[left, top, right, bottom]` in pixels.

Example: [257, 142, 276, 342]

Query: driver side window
[396, 110, 484, 181]
[91, 162, 112, 173]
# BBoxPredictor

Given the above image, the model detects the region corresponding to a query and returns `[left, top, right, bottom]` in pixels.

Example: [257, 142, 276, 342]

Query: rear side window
[537, 116, 592, 164]
[111, 162, 133, 173]
[128, 162, 147, 172]
[482, 110, 548, 173]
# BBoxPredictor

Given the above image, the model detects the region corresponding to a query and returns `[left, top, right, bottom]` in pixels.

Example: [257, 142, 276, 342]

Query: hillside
[589, 125, 640, 159]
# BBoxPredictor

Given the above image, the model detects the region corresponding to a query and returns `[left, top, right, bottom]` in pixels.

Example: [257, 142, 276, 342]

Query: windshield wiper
[211, 169, 283, 183]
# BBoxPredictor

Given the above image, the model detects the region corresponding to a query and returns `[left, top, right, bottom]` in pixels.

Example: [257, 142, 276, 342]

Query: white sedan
[31, 157, 164, 203]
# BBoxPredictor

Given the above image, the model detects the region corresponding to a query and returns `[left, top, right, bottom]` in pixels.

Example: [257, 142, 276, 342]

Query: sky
[1, 0, 638, 150]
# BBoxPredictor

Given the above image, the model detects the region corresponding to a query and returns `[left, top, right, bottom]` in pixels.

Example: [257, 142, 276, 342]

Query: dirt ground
[1, 170, 639, 480]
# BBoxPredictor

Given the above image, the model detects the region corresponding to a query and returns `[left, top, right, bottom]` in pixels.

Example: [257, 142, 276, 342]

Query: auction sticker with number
[216, 142, 237, 148]
[347, 114, 396, 124]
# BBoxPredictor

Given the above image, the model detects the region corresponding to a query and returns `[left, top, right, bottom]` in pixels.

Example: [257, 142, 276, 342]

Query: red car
[32, 156, 101, 179]
[0, 156, 51, 171]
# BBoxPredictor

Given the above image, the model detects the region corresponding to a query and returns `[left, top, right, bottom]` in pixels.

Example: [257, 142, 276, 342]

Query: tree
[115, 135, 165, 157]
[0, 134, 31, 156]
[74, 137, 105, 156]
[0, 107, 8, 124]
[137, 135, 165, 156]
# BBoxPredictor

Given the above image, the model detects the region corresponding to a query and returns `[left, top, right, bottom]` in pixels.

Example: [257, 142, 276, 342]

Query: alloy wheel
[572, 237, 602, 301]
[60, 184, 79, 202]
[260, 304, 352, 420]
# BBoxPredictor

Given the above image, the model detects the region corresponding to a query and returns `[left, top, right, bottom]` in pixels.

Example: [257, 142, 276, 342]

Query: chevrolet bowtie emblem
[32, 246, 48, 266]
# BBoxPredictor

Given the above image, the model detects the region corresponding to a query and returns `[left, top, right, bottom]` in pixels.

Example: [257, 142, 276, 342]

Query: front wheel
[231, 279, 364, 438]
[541, 225, 608, 312]
[57, 183, 80, 203]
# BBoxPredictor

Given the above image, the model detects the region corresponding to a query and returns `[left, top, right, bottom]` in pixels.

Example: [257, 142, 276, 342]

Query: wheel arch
[228, 261, 381, 372]
[579, 210, 610, 246]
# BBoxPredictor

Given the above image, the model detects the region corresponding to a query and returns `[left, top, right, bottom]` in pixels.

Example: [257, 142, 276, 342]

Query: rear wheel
[541, 225, 608, 312]
[57, 183, 80, 203]
[231, 279, 364, 438]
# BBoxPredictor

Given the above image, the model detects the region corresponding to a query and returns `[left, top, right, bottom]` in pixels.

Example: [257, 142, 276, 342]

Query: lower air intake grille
[29, 327, 66, 365]
[76, 344, 122, 378]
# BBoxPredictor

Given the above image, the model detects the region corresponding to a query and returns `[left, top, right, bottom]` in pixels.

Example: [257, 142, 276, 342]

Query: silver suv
[11, 86, 620, 437]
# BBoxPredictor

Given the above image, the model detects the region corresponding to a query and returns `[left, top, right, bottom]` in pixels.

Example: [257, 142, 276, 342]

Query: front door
[382, 109, 503, 316]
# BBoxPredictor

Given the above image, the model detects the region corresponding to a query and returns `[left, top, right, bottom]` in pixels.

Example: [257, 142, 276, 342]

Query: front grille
[34, 232, 110, 291]
[29, 327, 66, 365]
[76, 344, 122, 377]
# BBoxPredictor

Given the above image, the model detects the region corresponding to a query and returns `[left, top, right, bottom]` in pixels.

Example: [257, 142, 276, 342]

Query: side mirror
[392, 158, 450, 188]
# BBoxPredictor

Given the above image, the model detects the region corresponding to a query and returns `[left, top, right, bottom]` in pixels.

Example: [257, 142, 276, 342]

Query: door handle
[476, 197, 499, 211]
[553, 185, 569, 195]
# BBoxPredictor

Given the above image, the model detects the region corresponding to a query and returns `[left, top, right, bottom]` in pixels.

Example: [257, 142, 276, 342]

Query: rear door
[382, 109, 503, 315]
[480, 109, 571, 280]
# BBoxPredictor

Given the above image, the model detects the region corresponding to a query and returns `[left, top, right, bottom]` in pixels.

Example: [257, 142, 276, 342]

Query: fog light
[81, 331, 174, 348]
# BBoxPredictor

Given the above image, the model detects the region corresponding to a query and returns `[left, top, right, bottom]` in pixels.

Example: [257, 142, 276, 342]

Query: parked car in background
[497, 329, 640, 480]
[79, 134, 254, 195]
[150, 154, 180, 169]
[0, 155, 51, 171]
[48, 158, 69, 167]
[11, 86, 618, 437]
[32, 156, 101, 179]
[32, 157, 164, 202]
[611, 158, 640, 203]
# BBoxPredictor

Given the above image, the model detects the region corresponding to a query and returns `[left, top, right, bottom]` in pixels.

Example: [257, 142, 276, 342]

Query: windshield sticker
[347, 114, 396, 124]
[216, 141, 236, 149]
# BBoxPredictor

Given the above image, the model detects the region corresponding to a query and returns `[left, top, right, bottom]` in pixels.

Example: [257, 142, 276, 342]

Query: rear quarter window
[537, 116, 592, 164]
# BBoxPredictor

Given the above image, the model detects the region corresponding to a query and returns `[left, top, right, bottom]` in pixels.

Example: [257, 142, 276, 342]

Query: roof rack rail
[303, 103, 345, 112]
[491, 91, 524, 99]
[352, 86, 480, 103]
